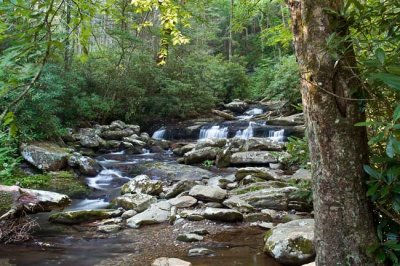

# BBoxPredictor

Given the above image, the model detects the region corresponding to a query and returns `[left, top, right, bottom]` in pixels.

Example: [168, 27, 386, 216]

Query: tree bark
[288, 1, 379, 265]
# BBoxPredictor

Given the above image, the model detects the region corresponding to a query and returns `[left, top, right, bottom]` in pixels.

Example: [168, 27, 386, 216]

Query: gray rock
[189, 185, 227, 202]
[224, 100, 249, 113]
[165, 180, 198, 199]
[183, 147, 220, 165]
[235, 167, 279, 181]
[121, 175, 163, 196]
[110, 120, 126, 130]
[230, 181, 289, 196]
[291, 168, 312, 181]
[121, 210, 137, 219]
[258, 222, 275, 229]
[101, 129, 135, 140]
[230, 151, 279, 165]
[242, 138, 284, 151]
[77, 156, 101, 176]
[112, 193, 156, 212]
[169, 196, 197, 208]
[244, 212, 273, 223]
[126, 201, 171, 228]
[241, 175, 265, 185]
[205, 202, 223, 208]
[180, 210, 205, 221]
[122, 136, 146, 146]
[177, 233, 204, 242]
[151, 258, 192, 266]
[223, 196, 255, 213]
[203, 207, 243, 222]
[266, 113, 305, 126]
[190, 228, 209, 235]
[188, 248, 214, 257]
[49, 209, 123, 225]
[195, 138, 227, 150]
[97, 224, 121, 233]
[173, 143, 196, 156]
[264, 219, 315, 265]
[20, 142, 69, 171]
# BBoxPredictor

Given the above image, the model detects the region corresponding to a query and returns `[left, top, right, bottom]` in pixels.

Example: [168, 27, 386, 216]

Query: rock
[180, 210, 205, 221]
[230, 151, 279, 165]
[151, 258, 192, 266]
[264, 219, 315, 265]
[242, 138, 284, 151]
[138, 162, 213, 182]
[165, 180, 198, 199]
[121, 175, 163, 196]
[80, 134, 104, 148]
[203, 207, 243, 222]
[20, 142, 69, 171]
[212, 109, 237, 120]
[110, 120, 126, 130]
[302, 263, 315, 266]
[77, 156, 101, 176]
[244, 212, 273, 223]
[104, 140, 122, 149]
[260, 100, 288, 111]
[140, 132, 150, 142]
[215, 149, 232, 168]
[177, 233, 204, 242]
[205, 202, 223, 208]
[49, 209, 122, 225]
[224, 100, 249, 113]
[97, 224, 121, 233]
[183, 147, 220, 165]
[269, 163, 283, 170]
[125, 124, 141, 134]
[258, 222, 275, 230]
[126, 201, 171, 228]
[190, 228, 209, 235]
[261, 209, 278, 219]
[169, 196, 197, 208]
[266, 113, 305, 126]
[122, 136, 146, 146]
[230, 181, 289, 195]
[189, 185, 227, 202]
[173, 143, 196, 156]
[188, 247, 214, 257]
[121, 210, 137, 219]
[241, 175, 265, 185]
[0, 185, 71, 217]
[195, 138, 227, 150]
[235, 167, 278, 181]
[291, 168, 312, 181]
[223, 196, 255, 213]
[101, 129, 135, 140]
[207, 176, 227, 188]
[112, 193, 156, 212]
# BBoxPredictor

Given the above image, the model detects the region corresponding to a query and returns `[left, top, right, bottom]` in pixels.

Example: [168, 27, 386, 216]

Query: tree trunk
[228, 0, 234, 62]
[288, 1, 379, 265]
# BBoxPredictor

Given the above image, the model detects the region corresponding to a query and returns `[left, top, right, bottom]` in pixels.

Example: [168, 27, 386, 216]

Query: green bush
[283, 136, 310, 169]
[0, 131, 20, 181]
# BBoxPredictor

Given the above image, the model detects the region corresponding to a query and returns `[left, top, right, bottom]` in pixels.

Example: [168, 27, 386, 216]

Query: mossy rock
[0, 191, 15, 216]
[49, 209, 122, 224]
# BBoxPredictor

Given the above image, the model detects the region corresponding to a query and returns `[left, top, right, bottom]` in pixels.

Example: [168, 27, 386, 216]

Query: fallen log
[212, 109, 237, 121]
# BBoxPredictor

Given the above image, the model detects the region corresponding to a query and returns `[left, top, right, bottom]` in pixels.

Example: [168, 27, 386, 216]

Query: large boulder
[169, 196, 197, 208]
[230, 151, 279, 165]
[0, 185, 71, 217]
[172, 143, 196, 156]
[49, 209, 122, 224]
[121, 175, 163, 196]
[266, 113, 305, 127]
[222, 196, 255, 213]
[165, 180, 198, 199]
[20, 142, 70, 171]
[235, 167, 279, 181]
[264, 219, 315, 265]
[224, 100, 249, 113]
[183, 147, 220, 164]
[242, 138, 284, 151]
[77, 156, 101, 176]
[126, 201, 171, 228]
[203, 207, 243, 222]
[195, 138, 227, 150]
[112, 193, 156, 212]
[137, 162, 213, 182]
[189, 185, 227, 202]
[101, 129, 135, 140]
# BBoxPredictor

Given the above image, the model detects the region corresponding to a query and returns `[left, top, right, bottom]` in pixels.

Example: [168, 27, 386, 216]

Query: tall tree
[288, 0, 379, 265]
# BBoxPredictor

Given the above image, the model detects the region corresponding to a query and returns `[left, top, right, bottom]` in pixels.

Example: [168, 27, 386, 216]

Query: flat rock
[49, 209, 122, 225]
[169, 196, 197, 208]
[189, 185, 227, 202]
[223, 196, 255, 213]
[291, 168, 312, 181]
[183, 147, 220, 165]
[203, 207, 243, 222]
[151, 258, 192, 266]
[126, 201, 171, 228]
[97, 224, 121, 233]
[121, 175, 163, 196]
[165, 180, 198, 199]
[242, 138, 284, 151]
[176, 233, 204, 242]
[112, 193, 156, 212]
[230, 151, 279, 165]
[20, 142, 69, 171]
[188, 248, 214, 257]
[235, 167, 279, 181]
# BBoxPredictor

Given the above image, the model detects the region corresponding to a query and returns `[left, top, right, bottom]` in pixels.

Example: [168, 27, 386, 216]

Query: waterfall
[152, 127, 166, 140]
[268, 129, 285, 142]
[199, 125, 228, 139]
[235, 122, 255, 139]
[245, 108, 264, 116]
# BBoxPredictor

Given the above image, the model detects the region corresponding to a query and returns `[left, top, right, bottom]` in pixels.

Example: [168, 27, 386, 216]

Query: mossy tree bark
[288, 1, 379, 265]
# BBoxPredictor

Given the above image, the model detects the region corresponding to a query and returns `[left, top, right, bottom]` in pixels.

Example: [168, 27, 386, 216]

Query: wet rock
[241, 175, 264, 185]
[235, 167, 279, 181]
[189, 185, 227, 202]
[190, 228, 209, 235]
[188, 248, 214, 257]
[203, 207, 243, 222]
[140, 132, 150, 142]
[151, 258, 192, 266]
[183, 147, 221, 165]
[215, 149, 232, 168]
[109, 120, 126, 130]
[126, 201, 171, 228]
[230, 151, 279, 165]
[291, 168, 312, 181]
[80, 134, 104, 148]
[77, 156, 101, 176]
[205, 202, 223, 208]
[242, 138, 284, 152]
[180, 210, 205, 221]
[266, 113, 305, 127]
[223, 196, 255, 213]
[0, 185, 71, 217]
[224, 100, 249, 113]
[195, 139, 227, 150]
[49, 209, 122, 225]
[258, 222, 275, 230]
[177, 233, 204, 242]
[121, 175, 163, 196]
[121, 210, 137, 219]
[165, 180, 198, 199]
[244, 212, 273, 223]
[264, 219, 315, 265]
[101, 129, 135, 140]
[112, 193, 156, 212]
[173, 143, 196, 156]
[97, 224, 121, 233]
[122, 136, 146, 147]
[169, 196, 197, 208]
[20, 142, 69, 171]
[230, 181, 289, 196]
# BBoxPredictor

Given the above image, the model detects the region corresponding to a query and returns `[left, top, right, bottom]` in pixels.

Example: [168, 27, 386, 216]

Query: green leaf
[388, 65, 400, 75]
[367, 182, 379, 196]
[364, 165, 381, 179]
[370, 73, 400, 91]
[386, 136, 396, 158]
[375, 48, 385, 65]
[394, 105, 400, 122]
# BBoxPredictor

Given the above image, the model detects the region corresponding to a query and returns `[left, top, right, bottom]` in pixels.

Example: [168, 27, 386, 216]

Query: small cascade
[245, 108, 264, 116]
[87, 169, 130, 190]
[268, 129, 285, 142]
[199, 125, 228, 139]
[152, 128, 166, 140]
[69, 199, 110, 210]
[235, 122, 255, 139]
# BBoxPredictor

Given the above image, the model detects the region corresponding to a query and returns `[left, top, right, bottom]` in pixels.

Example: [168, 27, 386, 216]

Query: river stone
[188, 248, 214, 257]
[165, 180, 198, 199]
[195, 138, 227, 150]
[151, 258, 192, 266]
[101, 129, 135, 140]
[179, 209, 205, 221]
[230, 181, 289, 196]
[126, 201, 171, 229]
[266, 113, 305, 127]
[112, 193, 156, 212]
[235, 167, 278, 181]
[173, 143, 196, 156]
[20, 142, 70, 171]
[183, 147, 221, 165]
[190, 228, 209, 235]
[230, 151, 279, 165]
[121, 175, 163, 196]
[77, 156, 101, 176]
[264, 219, 315, 265]
[189, 185, 227, 202]
[121, 210, 137, 219]
[139, 162, 213, 182]
[0, 185, 71, 217]
[177, 233, 204, 242]
[122, 136, 146, 146]
[224, 100, 249, 113]
[223, 196, 255, 213]
[203, 207, 243, 222]
[291, 168, 312, 181]
[97, 224, 121, 233]
[49, 209, 122, 225]
[244, 212, 273, 223]
[242, 138, 284, 151]
[169, 196, 197, 208]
